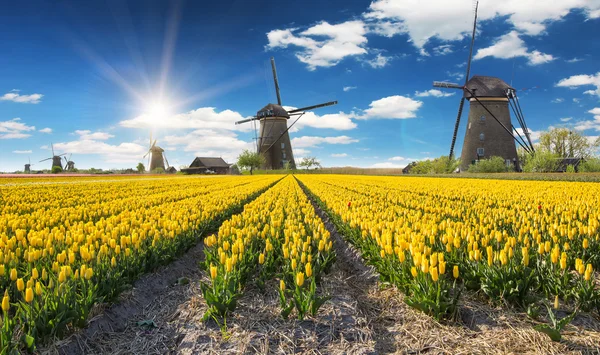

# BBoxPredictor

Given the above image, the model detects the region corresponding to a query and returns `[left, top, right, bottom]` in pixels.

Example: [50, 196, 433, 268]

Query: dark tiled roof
[190, 157, 230, 168]
[258, 103, 290, 118]
[464, 76, 513, 98]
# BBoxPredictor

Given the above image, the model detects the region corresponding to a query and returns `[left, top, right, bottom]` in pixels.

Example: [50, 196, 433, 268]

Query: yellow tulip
[2, 291, 9, 312]
[10, 268, 17, 281]
[296, 272, 305, 287]
[305, 263, 313, 277]
[16, 278, 25, 291]
[258, 253, 265, 265]
[411, 266, 418, 278]
[210, 264, 218, 279]
[583, 238, 589, 249]
[35, 281, 42, 296]
[280, 279, 286, 292]
[85, 268, 94, 280]
[25, 287, 34, 303]
[554, 295, 559, 309]
[453, 265, 459, 279]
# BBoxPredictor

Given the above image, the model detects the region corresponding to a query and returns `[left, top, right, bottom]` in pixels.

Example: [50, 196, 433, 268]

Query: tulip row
[297, 175, 600, 319]
[0, 175, 280, 351]
[201, 175, 334, 322]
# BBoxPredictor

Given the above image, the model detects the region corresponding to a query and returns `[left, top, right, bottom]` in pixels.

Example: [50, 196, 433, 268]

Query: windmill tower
[143, 133, 171, 172]
[63, 154, 75, 171]
[432, 1, 534, 171]
[39, 144, 67, 170]
[235, 57, 338, 170]
[24, 157, 33, 173]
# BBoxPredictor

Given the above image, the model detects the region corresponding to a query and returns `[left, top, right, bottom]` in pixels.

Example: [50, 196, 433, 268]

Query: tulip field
[1, 173, 600, 352]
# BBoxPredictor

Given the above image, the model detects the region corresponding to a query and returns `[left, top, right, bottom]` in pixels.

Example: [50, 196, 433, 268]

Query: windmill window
[480, 115, 486, 123]
[479, 133, 485, 141]
[282, 151, 286, 159]
[477, 148, 484, 156]
[281, 142, 285, 149]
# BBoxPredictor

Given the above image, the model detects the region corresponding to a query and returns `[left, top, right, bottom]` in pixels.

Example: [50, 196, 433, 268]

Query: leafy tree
[151, 167, 165, 174]
[229, 164, 241, 175]
[136, 162, 145, 173]
[539, 128, 599, 158]
[51, 166, 62, 174]
[523, 149, 560, 173]
[298, 157, 321, 170]
[283, 161, 293, 170]
[237, 150, 264, 175]
[410, 156, 459, 174]
[579, 157, 600, 172]
[468, 156, 509, 173]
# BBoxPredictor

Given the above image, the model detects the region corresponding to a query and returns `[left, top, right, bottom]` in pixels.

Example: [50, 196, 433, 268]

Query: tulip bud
[296, 272, 305, 287]
[453, 265, 459, 279]
[25, 287, 34, 303]
[16, 278, 25, 291]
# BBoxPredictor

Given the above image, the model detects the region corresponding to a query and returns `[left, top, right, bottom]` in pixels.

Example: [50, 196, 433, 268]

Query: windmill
[432, 1, 535, 171]
[39, 144, 67, 170]
[143, 133, 170, 172]
[235, 57, 338, 170]
[63, 154, 75, 171]
[24, 157, 34, 173]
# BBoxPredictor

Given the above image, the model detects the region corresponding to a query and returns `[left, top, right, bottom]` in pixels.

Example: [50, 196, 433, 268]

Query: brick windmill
[432, 1, 535, 171]
[39, 144, 67, 170]
[235, 57, 338, 170]
[143, 133, 171, 172]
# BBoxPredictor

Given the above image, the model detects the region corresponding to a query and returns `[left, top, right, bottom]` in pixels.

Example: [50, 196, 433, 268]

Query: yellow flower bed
[297, 175, 600, 319]
[0, 175, 280, 351]
[201, 175, 334, 321]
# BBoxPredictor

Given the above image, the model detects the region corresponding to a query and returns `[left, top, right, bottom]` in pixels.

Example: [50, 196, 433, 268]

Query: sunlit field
[1, 174, 599, 353]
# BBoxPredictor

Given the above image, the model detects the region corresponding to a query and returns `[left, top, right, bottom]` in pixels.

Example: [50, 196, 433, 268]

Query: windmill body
[24, 164, 31, 173]
[459, 76, 518, 171]
[235, 57, 337, 170]
[257, 104, 295, 169]
[149, 145, 166, 171]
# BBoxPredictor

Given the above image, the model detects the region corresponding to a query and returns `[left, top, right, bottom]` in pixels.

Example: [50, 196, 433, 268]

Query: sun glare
[145, 101, 170, 127]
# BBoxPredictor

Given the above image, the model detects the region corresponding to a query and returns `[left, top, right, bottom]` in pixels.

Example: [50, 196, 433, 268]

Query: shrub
[410, 156, 459, 174]
[51, 166, 63, 174]
[579, 158, 600, 172]
[523, 150, 560, 173]
[468, 156, 509, 173]
[565, 164, 576, 173]
[152, 167, 165, 174]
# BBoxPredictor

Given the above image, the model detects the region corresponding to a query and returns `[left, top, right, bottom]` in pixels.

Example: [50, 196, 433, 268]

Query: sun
[144, 101, 171, 127]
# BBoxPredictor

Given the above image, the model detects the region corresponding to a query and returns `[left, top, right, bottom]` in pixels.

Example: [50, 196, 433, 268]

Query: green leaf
[533, 324, 561, 342]
[136, 320, 157, 328]
[24, 334, 35, 349]
[177, 277, 190, 285]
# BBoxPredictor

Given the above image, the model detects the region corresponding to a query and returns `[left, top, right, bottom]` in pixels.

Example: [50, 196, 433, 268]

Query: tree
[523, 149, 560, 173]
[410, 156, 459, 174]
[51, 166, 62, 174]
[136, 163, 145, 173]
[468, 156, 509, 173]
[237, 150, 264, 175]
[539, 128, 598, 158]
[298, 157, 321, 170]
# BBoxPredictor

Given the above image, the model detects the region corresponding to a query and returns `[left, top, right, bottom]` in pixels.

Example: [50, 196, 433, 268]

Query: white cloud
[291, 135, 359, 148]
[53, 140, 147, 164]
[266, 21, 368, 70]
[120, 107, 251, 132]
[560, 117, 573, 122]
[573, 98, 581, 103]
[0, 118, 35, 139]
[331, 153, 348, 158]
[13, 150, 32, 154]
[514, 127, 541, 142]
[551, 98, 564, 103]
[74, 130, 114, 141]
[0, 91, 43, 104]
[39, 128, 52, 134]
[163, 129, 252, 163]
[343, 86, 357, 92]
[474, 31, 554, 65]
[365, 53, 392, 68]
[584, 90, 596, 95]
[359, 95, 422, 119]
[364, 0, 600, 49]
[589, 108, 600, 115]
[556, 72, 600, 98]
[433, 44, 453, 56]
[283, 106, 357, 131]
[389, 156, 408, 161]
[566, 57, 583, 63]
[415, 89, 455, 98]
[446, 71, 464, 81]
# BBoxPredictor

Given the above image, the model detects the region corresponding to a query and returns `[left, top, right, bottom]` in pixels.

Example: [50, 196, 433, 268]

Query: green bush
[523, 150, 560, 173]
[579, 158, 600, 172]
[151, 167, 165, 174]
[468, 156, 509, 173]
[410, 156, 459, 174]
[51, 166, 63, 174]
[565, 164, 576, 173]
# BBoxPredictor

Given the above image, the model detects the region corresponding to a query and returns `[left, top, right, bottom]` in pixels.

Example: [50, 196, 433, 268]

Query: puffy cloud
[556, 72, 600, 98]
[0, 91, 43, 104]
[551, 98, 564, 103]
[39, 128, 52, 134]
[13, 150, 32, 154]
[74, 130, 114, 140]
[266, 21, 368, 70]
[162, 129, 252, 163]
[433, 44, 453, 56]
[291, 135, 359, 148]
[371, 162, 405, 168]
[53, 140, 147, 164]
[474, 31, 554, 65]
[331, 153, 348, 158]
[514, 127, 541, 142]
[566, 57, 583, 63]
[343, 86, 357, 92]
[0, 118, 35, 139]
[120, 107, 252, 132]
[560, 117, 573, 122]
[415, 89, 455, 98]
[284, 107, 357, 132]
[360, 95, 423, 119]
[365, 53, 392, 68]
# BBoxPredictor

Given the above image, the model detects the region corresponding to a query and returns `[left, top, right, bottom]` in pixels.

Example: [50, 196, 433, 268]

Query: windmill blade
[51, 143, 55, 156]
[164, 152, 170, 169]
[271, 57, 282, 105]
[28, 157, 31, 165]
[143, 150, 150, 159]
[448, 98, 467, 159]
[433, 81, 462, 89]
[68, 153, 72, 161]
[39, 158, 52, 162]
[287, 101, 338, 114]
[58, 153, 67, 157]
[235, 116, 259, 125]
[152, 139, 157, 148]
[464, 1, 478, 86]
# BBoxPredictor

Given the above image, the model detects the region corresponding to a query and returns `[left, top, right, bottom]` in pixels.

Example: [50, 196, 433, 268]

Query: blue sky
[1, 0, 599, 172]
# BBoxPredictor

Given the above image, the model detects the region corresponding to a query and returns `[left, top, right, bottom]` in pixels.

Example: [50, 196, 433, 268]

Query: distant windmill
[143, 133, 170, 172]
[432, 1, 535, 171]
[24, 157, 34, 173]
[63, 154, 75, 171]
[235, 57, 338, 170]
[39, 144, 67, 170]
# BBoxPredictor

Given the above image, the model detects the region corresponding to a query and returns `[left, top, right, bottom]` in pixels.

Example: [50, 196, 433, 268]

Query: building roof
[189, 157, 230, 168]
[464, 75, 513, 98]
[258, 103, 290, 118]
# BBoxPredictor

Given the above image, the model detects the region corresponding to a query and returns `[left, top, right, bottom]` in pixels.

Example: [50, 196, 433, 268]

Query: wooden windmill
[39, 144, 67, 170]
[432, 1, 535, 171]
[235, 57, 338, 170]
[63, 154, 75, 171]
[143, 133, 171, 172]
[24, 157, 34, 173]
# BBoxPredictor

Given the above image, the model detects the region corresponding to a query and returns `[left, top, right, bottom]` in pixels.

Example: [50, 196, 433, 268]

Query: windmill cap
[258, 103, 290, 118]
[464, 76, 514, 98]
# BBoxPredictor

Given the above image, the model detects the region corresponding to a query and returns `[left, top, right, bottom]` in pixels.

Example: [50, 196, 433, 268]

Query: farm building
[181, 157, 231, 174]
